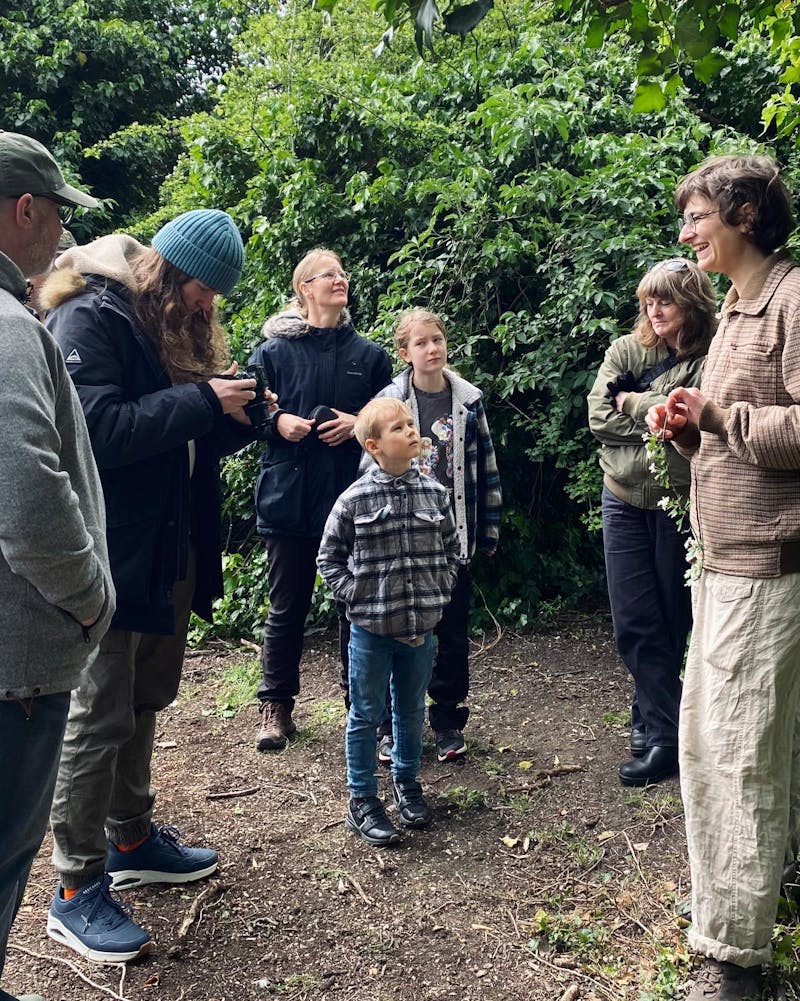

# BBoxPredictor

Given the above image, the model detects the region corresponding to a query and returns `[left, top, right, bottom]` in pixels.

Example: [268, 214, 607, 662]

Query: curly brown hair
[132, 248, 229, 384]
[634, 259, 717, 361]
[675, 154, 795, 255]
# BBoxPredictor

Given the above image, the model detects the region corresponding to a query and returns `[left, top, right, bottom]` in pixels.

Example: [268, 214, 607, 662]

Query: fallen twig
[528, 950, 616, 1001]
[176, 879, 227, 941]
[240, 638, 261, 653]
[266, 783, 318, 805]
[471, 582, 503, 657]
[206, 786, 259, 801]
[345, 872, 373, 905]
[7, 943, 131, 1000]
[320, 817, 344, 832]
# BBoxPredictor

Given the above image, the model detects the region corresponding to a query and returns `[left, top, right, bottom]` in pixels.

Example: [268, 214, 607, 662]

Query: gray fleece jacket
[0, 251, 114, 698]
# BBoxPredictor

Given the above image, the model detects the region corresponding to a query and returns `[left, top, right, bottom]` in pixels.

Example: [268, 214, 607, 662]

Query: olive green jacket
[587, 334, 706, 509]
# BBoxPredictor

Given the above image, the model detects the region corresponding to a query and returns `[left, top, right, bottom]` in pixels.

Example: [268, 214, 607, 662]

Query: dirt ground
[5, 617, 704, 1001]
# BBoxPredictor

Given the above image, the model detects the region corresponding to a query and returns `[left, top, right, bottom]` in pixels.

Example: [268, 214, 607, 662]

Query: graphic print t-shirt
[416, 385, 454, 499]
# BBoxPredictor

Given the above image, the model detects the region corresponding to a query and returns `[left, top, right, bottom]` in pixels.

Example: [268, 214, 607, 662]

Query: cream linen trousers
[681, 569, 800, 967]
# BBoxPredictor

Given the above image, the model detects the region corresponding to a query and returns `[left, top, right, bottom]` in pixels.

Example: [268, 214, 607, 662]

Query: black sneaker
[392, 778, 431, 828]
[435, 729, 467, 762]
[345, 797, 401, 846]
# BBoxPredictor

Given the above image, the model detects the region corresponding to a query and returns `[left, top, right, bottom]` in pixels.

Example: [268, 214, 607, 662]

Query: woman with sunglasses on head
[588, 258, 717, 787]
[647, 155, 800, 1001]
[249, 248, 392, 752]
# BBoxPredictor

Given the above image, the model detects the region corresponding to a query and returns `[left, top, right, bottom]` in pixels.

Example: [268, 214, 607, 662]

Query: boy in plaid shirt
[317, 398, 459, 845]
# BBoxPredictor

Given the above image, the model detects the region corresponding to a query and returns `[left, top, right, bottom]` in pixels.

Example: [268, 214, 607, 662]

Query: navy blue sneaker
[47, 874, 152, 963]
[107, 824, 219, 890]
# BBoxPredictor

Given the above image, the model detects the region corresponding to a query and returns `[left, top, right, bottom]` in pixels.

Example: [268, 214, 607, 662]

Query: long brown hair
[633, 259, 717, 360]
[132, 248, 229, 383]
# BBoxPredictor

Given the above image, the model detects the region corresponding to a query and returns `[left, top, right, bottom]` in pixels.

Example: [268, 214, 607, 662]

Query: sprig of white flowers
[644, 431, 703, 583]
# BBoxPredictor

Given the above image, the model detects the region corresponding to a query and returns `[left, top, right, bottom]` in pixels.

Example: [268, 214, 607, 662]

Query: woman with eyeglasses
[249, 247, 392, 751]
[588, 258, 717, 787]
[646, 155, 800, 1001]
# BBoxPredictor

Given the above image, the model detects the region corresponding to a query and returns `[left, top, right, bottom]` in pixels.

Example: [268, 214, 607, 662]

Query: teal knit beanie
[151, 209, 244, 296]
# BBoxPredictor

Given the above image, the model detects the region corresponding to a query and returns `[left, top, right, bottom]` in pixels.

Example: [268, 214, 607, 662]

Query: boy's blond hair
[393, 308, 447, 352]
[354, 397, 411, 447]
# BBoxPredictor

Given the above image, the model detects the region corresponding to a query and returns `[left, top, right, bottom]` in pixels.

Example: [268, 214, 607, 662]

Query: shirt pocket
[725, 335, 779, 405]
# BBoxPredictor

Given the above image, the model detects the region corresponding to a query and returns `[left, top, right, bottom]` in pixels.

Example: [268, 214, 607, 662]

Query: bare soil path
[5, 618, 699, 1001]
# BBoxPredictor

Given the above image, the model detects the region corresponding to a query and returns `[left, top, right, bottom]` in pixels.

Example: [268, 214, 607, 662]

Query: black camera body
[218, 363, 271, 440]
[606, 369, 637, 409]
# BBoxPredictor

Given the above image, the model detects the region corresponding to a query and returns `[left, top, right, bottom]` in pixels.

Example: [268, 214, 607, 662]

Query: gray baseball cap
[0, 131, 99, 208]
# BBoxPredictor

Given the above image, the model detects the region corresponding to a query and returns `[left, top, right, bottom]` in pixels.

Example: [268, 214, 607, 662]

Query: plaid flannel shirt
[317, 464, 460, 641]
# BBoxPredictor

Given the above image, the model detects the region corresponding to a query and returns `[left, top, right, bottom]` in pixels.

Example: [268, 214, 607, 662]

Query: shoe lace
[153, 824, 184, 854]
[83, 876, 135, 930]
[693, 961, 724, 995]
[265, 702, 286, 724]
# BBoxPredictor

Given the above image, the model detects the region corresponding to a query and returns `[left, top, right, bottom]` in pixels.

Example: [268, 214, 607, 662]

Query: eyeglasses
[303, 269, 349, 284]
[680, 209, 720, 231]
[40, 196, 75, 226]
[649, 258, 690, 273]
[25, 195, 75, 225]
[6, 194, 76, 225]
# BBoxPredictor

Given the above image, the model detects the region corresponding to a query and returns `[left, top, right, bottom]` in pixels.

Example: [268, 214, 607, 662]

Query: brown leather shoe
[256, 701, 297, 752]
[686, 958, 763, 1000]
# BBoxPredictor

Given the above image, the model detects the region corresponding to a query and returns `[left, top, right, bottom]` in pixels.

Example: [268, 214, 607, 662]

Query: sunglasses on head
[649, 258, 689, 273]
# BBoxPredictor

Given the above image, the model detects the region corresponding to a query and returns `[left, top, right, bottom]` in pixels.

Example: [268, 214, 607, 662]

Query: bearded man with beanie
[0, 132, 115, 1001]
[42, 209, 262, 963]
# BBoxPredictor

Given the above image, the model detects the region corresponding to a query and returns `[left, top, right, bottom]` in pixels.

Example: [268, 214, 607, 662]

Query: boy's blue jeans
[346, 623, 434, 798]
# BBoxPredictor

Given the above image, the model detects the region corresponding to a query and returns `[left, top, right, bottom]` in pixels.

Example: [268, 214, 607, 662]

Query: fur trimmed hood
[40, 234, 146, 313]
[261, 306, 352, 340]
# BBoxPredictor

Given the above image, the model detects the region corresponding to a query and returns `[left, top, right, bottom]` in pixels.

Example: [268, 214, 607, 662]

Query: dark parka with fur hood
[249, 308, 391, 539]
[43, 235, 256, 635]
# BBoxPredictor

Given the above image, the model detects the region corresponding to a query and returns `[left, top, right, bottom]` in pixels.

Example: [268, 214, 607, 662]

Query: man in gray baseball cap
[0, 131, 99, 209]
[0, 133, 113, 1001]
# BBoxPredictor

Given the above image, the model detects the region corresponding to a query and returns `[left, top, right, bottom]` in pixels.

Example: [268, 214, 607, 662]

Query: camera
[606, 370, 637, 409]
[218, 363, 272, 439]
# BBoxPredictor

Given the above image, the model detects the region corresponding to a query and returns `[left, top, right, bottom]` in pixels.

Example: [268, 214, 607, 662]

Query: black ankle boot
[618, 746, 678, 787]
[630, 726, 647, 758]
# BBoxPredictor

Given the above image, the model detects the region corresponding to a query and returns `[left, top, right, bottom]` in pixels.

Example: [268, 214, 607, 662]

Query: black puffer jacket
[249, 309, 391, 539]
[44, 237, 255, 634]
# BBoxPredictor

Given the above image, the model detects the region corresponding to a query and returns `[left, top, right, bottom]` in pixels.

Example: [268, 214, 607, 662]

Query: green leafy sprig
[644, 431, 704, 583]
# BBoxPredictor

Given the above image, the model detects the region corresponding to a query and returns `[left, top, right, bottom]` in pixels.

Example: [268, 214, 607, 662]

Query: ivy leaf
[443, 0, 493, 38]
[414, 0, 440, 54]
[632, 80, 666, 113]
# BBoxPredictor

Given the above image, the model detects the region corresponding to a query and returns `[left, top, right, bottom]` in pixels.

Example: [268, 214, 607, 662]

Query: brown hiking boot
[686, 958, 764, 1000]
[256, 701, 297, 752]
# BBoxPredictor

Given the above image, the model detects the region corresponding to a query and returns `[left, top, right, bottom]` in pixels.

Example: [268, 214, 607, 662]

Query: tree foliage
[0, 0, 246, 227]
[561, 0, 800, 142]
